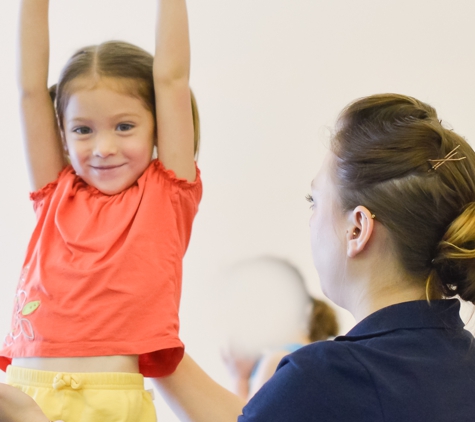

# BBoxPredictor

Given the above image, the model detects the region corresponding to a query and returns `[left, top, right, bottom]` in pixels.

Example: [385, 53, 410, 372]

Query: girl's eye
[73, 126, 92, 135]
[305, 194, 315, 209]
[117, 123, 134, 132]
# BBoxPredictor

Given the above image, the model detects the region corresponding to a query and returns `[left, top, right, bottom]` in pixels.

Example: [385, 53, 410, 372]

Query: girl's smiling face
[63, 78, 155, 195]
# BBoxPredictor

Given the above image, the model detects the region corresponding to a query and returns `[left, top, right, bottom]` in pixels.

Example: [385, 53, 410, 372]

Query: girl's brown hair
[331, 94, 475, 303]
[49, 41, 200, 156]
[308, 299, 339, 342]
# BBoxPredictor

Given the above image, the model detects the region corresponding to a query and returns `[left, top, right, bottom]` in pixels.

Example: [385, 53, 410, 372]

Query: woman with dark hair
[152, 94, 475, 422]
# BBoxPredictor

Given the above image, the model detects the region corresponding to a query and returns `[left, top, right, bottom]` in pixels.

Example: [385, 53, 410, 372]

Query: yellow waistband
[6, 366, 145, 390]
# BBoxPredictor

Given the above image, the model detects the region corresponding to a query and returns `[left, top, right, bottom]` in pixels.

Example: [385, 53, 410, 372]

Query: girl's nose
[93, 134, 118, 157]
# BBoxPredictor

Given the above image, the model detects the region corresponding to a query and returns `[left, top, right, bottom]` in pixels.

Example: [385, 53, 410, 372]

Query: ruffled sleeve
[151, 159, 202, 192]
[29, 166, 72, 213]
[148, 159, 202, 258]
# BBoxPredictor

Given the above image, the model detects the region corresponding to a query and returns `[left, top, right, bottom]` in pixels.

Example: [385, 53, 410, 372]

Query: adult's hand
[0, 383, 63, 422]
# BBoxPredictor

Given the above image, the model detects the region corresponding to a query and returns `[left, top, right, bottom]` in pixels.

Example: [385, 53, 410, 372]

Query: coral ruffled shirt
[0, 160, 202, 377]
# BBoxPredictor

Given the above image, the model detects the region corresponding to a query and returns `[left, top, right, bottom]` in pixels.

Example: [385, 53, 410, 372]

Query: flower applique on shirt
[4, 266, 40, 346]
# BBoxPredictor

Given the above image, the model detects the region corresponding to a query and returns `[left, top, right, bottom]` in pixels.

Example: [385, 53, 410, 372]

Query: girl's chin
[86, 179, 134, 195]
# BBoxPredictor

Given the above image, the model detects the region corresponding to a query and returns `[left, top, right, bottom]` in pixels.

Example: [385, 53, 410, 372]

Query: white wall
[1, 0, 475, 420]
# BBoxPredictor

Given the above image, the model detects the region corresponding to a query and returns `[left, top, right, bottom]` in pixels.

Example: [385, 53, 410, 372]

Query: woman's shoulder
[278, 340, 364, 375]
[240, 341, 382, 421]
[268, 341, 376, 401]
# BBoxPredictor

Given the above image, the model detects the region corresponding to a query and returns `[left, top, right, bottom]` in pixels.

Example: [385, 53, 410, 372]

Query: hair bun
[430, 203, 475, 303]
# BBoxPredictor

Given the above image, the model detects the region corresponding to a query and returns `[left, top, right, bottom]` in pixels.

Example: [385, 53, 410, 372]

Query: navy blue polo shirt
[239, 299, 475, 421]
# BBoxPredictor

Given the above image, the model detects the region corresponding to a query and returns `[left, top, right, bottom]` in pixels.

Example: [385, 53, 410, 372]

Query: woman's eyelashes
[306, 194, 315, 209]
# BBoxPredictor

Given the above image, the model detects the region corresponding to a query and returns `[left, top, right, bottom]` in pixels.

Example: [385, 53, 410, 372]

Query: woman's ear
[346, 206, 375, 258]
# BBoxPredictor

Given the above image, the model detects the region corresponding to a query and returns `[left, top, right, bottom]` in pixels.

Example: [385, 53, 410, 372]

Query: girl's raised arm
[18, 0, 66, 191]
[154, 0, 196, 182]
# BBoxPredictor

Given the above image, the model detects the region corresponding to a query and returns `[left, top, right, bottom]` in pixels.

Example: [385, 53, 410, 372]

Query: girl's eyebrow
[67, 117, 90, 123]
[67, 112, 143, 123]
[110, 112, 143, 120]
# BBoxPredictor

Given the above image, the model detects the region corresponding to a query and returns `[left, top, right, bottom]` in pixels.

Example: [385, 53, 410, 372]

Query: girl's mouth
[91, 164, 125, 170]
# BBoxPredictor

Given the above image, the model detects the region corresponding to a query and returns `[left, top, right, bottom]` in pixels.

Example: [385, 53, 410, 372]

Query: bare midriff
[11, 355, 140, 373]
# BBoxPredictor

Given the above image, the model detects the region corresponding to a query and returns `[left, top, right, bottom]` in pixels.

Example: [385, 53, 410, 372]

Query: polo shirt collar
[339, 299, 463, 340]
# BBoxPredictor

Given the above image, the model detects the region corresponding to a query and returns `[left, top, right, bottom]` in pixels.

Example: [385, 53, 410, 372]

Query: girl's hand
[0, 383, 63, 422]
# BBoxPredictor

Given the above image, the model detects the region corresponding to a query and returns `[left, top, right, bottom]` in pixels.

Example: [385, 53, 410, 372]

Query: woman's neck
[344, 248, 427, 323]
[350, 281, 427, 322]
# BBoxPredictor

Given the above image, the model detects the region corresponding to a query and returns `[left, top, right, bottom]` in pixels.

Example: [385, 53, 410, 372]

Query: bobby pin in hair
[428, 145, 466, 172]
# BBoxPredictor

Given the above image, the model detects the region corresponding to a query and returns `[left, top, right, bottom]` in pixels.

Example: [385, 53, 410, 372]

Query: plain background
[1, 1, 475, 420]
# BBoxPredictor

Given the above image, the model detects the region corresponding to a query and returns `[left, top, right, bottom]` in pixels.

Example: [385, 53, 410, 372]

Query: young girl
[0, 0, 201, 420]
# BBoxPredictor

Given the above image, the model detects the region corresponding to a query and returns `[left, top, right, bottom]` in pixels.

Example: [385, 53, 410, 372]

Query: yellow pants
[6, 366, 157, 422]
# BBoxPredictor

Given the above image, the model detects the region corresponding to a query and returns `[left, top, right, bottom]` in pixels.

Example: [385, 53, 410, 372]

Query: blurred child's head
[307, 299, 339, 342]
